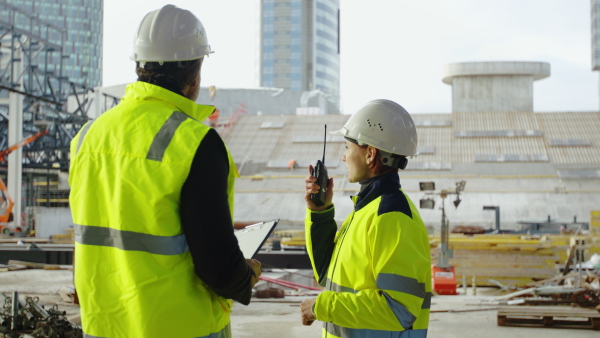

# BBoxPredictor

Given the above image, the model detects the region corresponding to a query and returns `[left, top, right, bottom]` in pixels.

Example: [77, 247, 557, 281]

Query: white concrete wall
[442, 61, 550, 113]
[452, 75, 534, 112]
[34, 207, 73, 239]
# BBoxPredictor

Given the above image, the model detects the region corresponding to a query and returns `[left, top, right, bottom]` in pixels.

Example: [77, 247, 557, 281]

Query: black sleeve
[308, 207, 337, 286]
[180, 128, 254, 305]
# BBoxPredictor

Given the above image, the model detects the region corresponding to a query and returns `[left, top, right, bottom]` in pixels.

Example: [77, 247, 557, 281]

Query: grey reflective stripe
[75, 224, 189, 256]
[198, 323, 231, 338]
[422, 292, 432, 309]
[327, 277, 430, 308]
[84, 324, 230, 338]
[326, 322, 427, 338]
[76, 120, 95, 155]
[325, 323, 427, 338]
[84, 334, 103, 338]
[326, 278, 357, 293]
[377, 273, 426, 299]
[146, 111, 189, 162]
[382, 291, 417, 329]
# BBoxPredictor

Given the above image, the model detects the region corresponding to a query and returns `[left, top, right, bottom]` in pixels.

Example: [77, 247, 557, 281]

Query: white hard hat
[332, 99, 418, 157]
[131, 5, 214, 63]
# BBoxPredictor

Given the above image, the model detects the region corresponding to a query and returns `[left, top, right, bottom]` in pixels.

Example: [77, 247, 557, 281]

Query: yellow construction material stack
[591, 210, 600, 237]
[271, 229, 306, 247]
[50, 227, 75, 244]
[429, 234, 571, 286]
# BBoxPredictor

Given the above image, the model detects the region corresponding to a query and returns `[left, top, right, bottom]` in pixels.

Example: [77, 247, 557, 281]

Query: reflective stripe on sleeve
[201, 323, 231, 338]
[327, 277, 431, 310]
[326, 278, 357, 294]
[75, 224, 189, 256]
[376, 273, 426, 299]
[325, 323, 427, 338]
[422, 292, 432, 309]
[146, 111, 188, 162]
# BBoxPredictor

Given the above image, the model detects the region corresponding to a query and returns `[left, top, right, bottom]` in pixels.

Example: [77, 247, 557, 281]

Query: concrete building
[442, 61, 550, 113]
[0, 0, 103, 88]
[85, 84, 340, 120]
[223, 109, 600, 232]
[259, 0, 340, 108]
[33, 60, 600, 237]
[197, 87, 339, 119]
[218, 61, 599, 232]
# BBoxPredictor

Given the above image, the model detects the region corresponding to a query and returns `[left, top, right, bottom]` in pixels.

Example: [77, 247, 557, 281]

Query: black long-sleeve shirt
[179, 128, 254, 305]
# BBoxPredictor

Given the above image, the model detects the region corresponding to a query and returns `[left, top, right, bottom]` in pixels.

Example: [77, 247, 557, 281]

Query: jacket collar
[122, 82, 215, 121]
[352, 171, 401, 211]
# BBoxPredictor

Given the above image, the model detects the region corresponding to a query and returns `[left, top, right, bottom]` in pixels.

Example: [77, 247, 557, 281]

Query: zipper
[325, 196, 358, 337]
[328, 208, 356, 290]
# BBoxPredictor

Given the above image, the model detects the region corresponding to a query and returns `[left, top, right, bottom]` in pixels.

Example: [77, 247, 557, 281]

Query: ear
[366, 146, 377, 162]
[190, 73, 200, 88]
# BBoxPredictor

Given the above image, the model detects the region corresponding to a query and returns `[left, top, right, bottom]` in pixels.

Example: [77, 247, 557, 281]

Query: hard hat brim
[329, 128, 347, 136]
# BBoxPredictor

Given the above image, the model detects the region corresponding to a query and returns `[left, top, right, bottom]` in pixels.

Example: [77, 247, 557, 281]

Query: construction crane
[0, 127, 49, 234]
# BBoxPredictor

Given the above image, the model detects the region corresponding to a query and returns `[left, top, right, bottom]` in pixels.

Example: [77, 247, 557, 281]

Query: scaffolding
[0, 4, 117, 231]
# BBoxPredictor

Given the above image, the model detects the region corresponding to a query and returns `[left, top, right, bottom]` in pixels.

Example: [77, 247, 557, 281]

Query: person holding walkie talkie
[301, 100, 432, 337]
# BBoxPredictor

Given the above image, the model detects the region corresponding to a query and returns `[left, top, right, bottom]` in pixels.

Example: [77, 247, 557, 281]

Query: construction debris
[0, 292, 82, 337]
[487, 270, 599, 308]
[255, 287, 285, 299]
[488, 259, 600, 330]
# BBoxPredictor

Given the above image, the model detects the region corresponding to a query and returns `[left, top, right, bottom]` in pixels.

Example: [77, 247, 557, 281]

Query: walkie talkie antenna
[322, 124, 327, 164]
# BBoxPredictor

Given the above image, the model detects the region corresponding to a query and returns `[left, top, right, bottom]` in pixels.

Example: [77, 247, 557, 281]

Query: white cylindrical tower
[442, 61, 550, 113]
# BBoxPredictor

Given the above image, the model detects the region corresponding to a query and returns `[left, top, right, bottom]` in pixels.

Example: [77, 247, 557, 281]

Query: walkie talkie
[311, 124, 329, 206]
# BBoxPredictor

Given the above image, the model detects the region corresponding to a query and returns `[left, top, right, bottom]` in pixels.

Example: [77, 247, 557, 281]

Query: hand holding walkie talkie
[310, 124, 329, 206]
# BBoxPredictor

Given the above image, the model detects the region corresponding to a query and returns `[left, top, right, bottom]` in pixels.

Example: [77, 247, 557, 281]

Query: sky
[102, 0, 598, 115]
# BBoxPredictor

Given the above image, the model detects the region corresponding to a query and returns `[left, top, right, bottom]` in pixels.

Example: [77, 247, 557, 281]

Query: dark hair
[135, 58, 203, 94]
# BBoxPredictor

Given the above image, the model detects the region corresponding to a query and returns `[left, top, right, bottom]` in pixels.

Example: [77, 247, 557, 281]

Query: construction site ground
[0, 269, 598, 337]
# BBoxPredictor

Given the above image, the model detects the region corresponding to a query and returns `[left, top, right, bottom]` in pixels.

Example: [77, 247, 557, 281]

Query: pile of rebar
[0, 292, 82, 338]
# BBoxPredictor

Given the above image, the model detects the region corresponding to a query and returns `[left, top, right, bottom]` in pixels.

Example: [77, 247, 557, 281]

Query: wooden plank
[498, 306, 600, 331]
[0, 238, 51, 243]
[7, 260, 72, 270]
[498, 306, 600, 317]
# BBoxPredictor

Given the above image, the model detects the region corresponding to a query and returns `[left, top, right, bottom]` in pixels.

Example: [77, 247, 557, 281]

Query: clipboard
[234, 219, 279, 259]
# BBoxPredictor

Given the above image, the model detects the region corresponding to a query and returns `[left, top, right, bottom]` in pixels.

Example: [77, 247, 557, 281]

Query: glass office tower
[592, 0, 600, 71]
[260, 0, 340, 107]
[0, 0, 103, 88]
[592, 0, 600, 110]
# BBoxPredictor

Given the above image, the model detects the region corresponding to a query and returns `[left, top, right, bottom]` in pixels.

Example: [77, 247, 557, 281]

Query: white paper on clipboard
[234, 219, 279, 258]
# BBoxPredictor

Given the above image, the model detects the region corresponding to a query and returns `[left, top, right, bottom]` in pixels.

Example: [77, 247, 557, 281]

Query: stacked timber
[430, 234, 600, 286]
[497, 306, 600, 330]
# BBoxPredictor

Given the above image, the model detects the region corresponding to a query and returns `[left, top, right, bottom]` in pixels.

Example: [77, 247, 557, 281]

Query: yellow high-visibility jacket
[306, 172, 431, 338]
[69, 82, 237, 338]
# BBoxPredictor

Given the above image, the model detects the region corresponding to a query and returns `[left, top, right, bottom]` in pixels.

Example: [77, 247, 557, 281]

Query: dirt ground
[1, 269, 598, 337]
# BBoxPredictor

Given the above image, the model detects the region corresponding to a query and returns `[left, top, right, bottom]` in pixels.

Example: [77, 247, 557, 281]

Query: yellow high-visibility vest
[70, 81, 237, 338]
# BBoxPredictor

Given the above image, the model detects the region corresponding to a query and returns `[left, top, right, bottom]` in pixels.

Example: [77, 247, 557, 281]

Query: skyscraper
[260, 0, 340, 108]
[592, 0, 600, 109]
[0, 0, 103, 88]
